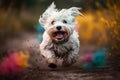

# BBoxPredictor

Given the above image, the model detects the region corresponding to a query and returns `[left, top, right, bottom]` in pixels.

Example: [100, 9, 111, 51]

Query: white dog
[39, 2, 82, 68]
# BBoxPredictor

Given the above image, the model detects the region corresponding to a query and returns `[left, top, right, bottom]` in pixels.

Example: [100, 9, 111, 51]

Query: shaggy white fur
[39, 2, 82, 68]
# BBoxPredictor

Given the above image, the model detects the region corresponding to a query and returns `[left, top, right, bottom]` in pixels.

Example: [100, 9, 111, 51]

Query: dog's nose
[56, 26, 62, 30]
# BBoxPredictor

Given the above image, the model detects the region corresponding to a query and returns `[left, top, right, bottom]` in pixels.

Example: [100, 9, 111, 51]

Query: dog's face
[39, 2, 82, 43]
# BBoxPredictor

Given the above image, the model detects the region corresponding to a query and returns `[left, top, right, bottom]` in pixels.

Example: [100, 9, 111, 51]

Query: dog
[39, 2, 82, 68]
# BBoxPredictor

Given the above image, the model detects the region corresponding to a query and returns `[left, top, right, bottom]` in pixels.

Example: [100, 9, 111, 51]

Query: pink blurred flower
[82, 54, 93, 62]
[0, 51, 29, 75]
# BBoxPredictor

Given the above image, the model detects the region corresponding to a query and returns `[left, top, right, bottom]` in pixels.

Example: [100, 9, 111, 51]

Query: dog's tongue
[56, 33, 63, 38]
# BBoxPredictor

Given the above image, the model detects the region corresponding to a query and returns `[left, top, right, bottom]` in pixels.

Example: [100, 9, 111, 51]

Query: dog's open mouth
[55, 31, 64, 40]
[52, 31, 68, 41]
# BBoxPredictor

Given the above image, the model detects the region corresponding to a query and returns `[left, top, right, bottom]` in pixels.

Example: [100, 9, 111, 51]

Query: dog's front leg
[40, 46, 57, 68]
[40, 32, 57, 68]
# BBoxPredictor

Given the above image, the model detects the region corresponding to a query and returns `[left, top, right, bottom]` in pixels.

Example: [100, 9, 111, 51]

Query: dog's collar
[52, 36, 70, 44]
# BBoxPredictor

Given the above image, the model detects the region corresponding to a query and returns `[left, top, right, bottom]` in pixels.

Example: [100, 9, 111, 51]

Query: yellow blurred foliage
[16, 51, 30, 68]
[0, 10, 22, 35]
[75, 1, 120, 56]
[76, 13, 108, 46]
[0, 10, 7, 28]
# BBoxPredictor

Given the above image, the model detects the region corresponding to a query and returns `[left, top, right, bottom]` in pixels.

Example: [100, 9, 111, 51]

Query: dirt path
[1, 67, 119, 80]
[0, 32, 120, 80]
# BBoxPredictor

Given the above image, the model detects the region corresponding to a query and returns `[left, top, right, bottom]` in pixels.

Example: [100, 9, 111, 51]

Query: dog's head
[39, 2, 82, 43]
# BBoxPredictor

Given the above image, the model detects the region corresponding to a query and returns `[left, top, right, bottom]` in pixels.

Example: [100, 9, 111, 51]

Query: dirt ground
[0, 32, 120, 80]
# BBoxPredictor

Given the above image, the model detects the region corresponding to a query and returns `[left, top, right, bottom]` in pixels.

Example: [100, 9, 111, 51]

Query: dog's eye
[62, 20, 67, 24]
[51, 20, 55, 25]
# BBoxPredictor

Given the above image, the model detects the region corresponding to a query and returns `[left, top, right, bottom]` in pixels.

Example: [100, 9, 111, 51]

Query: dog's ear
[39, 2, 57, 26]
[68, 7, 83, 18]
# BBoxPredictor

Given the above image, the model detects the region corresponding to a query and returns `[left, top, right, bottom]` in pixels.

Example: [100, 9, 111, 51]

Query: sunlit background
[0, 0, 120, 69]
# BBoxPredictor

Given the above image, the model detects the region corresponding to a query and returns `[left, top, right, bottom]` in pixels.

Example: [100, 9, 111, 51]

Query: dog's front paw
[48, 63, 57, 68]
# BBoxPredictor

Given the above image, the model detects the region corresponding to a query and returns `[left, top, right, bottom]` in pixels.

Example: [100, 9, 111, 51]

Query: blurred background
[0, 0, 120, 68]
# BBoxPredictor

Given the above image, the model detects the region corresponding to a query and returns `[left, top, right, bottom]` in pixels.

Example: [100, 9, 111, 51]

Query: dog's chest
[51, 43, 73, 58]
